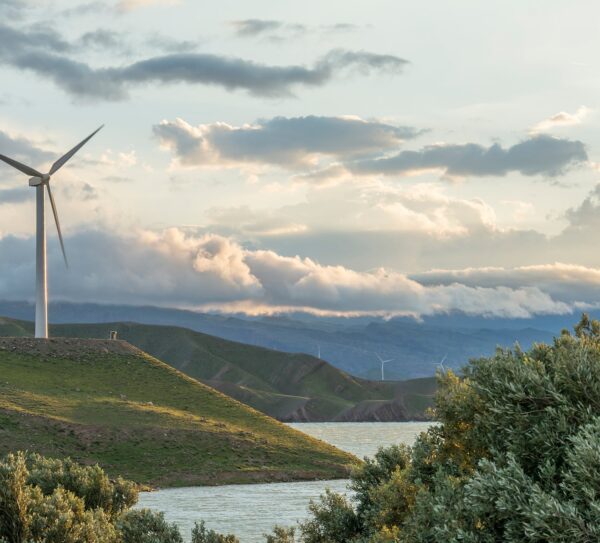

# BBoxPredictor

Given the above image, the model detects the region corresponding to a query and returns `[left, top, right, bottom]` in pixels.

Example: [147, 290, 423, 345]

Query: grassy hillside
[0, 318, 436, 421]
[0, 335, 357, 487]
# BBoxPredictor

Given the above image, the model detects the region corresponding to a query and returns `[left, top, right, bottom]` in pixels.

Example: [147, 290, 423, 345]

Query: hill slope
[0, 318, 436, 422]
[0, 336, 356, 487]
[0, 301, 555, 379]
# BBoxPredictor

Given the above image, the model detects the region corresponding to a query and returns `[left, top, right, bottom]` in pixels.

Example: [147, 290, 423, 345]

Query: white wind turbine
[376, 353, 394, 381]
[438, 354, 448, 373]
[0, 125, 103, 339]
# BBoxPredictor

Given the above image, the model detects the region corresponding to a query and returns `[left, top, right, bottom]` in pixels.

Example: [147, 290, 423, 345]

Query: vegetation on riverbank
[0, 317, 436, 422]
[0, 337, 357, 486]
[258, 315, 600, 542]
[0, 452, 242, 542]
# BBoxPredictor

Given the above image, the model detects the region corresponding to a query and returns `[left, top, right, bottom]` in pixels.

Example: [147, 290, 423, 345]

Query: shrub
[295, 315, 600, 542]
[117, 509, 183, 543]
[264, 526, 296, 543]
[26, 453, 138, 517]
[0, 452, 118, 543]
[191, 521, 239, 543]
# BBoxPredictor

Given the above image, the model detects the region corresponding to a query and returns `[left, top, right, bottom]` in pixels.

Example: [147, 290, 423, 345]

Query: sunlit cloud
[0, 228, 575, 318]
[530, 106, 592, 133]
[153, 116, 421, 169]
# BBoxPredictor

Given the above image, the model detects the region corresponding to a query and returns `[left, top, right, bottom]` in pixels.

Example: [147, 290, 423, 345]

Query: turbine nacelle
[28, 175, 50, 187]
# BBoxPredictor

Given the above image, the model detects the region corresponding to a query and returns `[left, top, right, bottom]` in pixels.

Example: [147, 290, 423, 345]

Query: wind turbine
[438, 354, 448, 373]
[0, 125, 103, 339]
[376, 353, 394, 381]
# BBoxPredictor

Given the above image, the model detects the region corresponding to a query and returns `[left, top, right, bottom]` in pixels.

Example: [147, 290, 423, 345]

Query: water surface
[287, 421, 432, 459]
[137, 421, 431, 542]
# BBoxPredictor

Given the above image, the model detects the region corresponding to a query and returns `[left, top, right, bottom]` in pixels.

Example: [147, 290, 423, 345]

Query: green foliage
[0, 452, 118, 543]
[0, 452, 235, 543]
[264, 526, 296, 543]
[117, 510, 183, 543]
[191, 521, 239, 543]
[292, 314, 600, 542]
[299, 490, 360, 543]
[26, 453, 138, 517]
[0, 453, 32, 543]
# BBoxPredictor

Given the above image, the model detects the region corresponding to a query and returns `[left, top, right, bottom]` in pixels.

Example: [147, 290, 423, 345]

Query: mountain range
[0, 301, 569, 379]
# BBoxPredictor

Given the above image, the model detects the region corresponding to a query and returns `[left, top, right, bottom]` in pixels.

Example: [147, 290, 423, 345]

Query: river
[137, 421, 432, 542]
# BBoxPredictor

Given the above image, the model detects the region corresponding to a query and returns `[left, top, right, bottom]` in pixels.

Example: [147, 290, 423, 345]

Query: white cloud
[530, 106, 592, 133]
[0, 227, 577, 318]
[153, 116, 421, 170]
[116, 0, 180, 12]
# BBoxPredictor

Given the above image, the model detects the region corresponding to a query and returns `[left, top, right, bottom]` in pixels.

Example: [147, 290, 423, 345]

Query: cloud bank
[0, 227, 587, 319]
[348, 135, 587, 178]
[0, 23, 408, 100]
[153, 116, 422, 168]
[155, 113, 587, 181]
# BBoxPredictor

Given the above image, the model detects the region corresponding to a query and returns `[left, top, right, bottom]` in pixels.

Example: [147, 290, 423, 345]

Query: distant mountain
[0, 301, 563, 379]
[0, 335, 355, 486]
[0, 317, 436, 422]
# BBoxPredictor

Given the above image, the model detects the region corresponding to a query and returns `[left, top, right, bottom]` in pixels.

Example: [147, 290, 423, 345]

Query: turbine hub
[28, 174, 50, 187]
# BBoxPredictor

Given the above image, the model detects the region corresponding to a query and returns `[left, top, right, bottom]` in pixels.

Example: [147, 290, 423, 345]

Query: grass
[0, 337, 357, 487]
[0, 319, 437, 422]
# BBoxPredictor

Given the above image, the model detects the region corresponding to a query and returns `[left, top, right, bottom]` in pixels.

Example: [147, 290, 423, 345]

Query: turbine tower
[376, 353, 394, 381]
[0, 126, 103, 339]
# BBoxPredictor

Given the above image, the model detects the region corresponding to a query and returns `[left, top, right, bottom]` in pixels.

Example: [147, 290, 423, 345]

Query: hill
[0, 317, 436, 422]
[0, 335, 357, 487]
[0, 301, 556, 379]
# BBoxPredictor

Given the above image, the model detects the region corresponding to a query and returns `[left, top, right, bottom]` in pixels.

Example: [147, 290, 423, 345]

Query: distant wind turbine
[376, 353, 394, 381]
[0, 125, 104, 339]
[438, 354, 448, 373]
[317, 344, 321, 359]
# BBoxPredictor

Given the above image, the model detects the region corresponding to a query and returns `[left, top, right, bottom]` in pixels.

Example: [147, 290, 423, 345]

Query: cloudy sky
[1, 0, 600, 319]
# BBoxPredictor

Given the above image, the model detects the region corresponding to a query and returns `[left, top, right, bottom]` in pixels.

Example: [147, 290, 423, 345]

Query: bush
[26, 453, 138, 517]
[264, 526, 296, 543]
[191, 521, 239, 543]
[294, 315, 600, 542]
[117, 509, 183, 543]
[0, 452, 118, 543]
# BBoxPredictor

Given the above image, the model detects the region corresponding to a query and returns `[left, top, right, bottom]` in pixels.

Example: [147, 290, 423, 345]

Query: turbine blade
[0, 153, 44, 178]
[376, 353, 384, 362]
[49, 125, 104, 176]
[46, 184, 68, 268]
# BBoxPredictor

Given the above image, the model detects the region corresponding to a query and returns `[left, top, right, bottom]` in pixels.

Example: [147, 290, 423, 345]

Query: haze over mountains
[0, 300, 575, 379]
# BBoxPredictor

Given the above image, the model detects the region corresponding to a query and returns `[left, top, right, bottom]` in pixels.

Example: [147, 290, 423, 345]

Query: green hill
[0, 334, 357, 487]
[0, 318, 436, 421]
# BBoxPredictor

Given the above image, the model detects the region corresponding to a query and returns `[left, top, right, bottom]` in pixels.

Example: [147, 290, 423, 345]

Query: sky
[1, 0, 600, 319]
